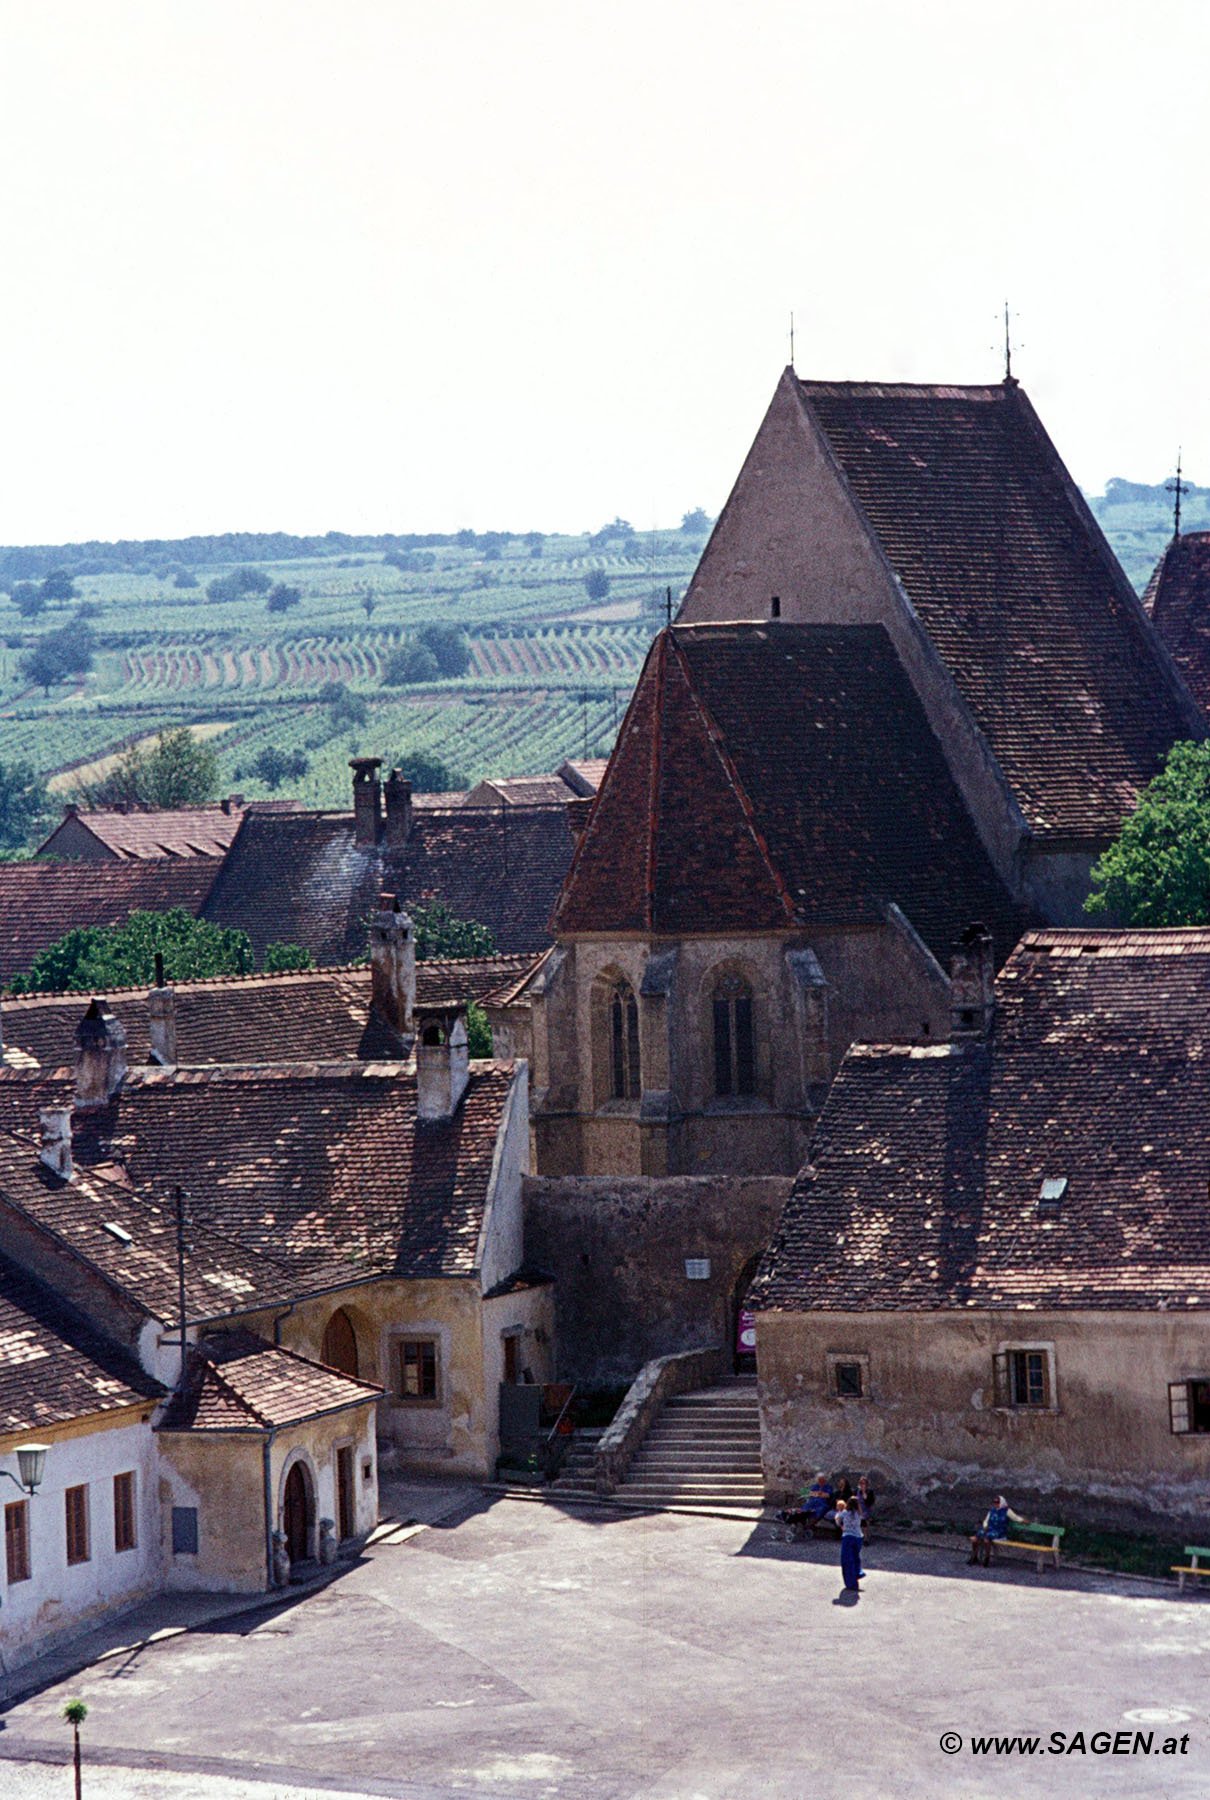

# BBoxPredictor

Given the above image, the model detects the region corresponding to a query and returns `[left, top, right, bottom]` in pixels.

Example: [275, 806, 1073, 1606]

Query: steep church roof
[1143, 532, 1210, 716]
[754, 928, 1210, 1314]
[554, 622, 1024, 960]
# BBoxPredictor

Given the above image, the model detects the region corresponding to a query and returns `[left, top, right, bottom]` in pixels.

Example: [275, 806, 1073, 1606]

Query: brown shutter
[992, 1351, 1011, 1408]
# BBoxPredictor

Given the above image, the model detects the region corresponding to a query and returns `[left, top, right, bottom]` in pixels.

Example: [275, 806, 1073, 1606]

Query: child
[838, 1497, 864, 1591]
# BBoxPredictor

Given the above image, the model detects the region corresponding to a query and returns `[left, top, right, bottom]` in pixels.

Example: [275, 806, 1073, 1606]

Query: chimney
[950, 923, 995, 1040]
[349, 757, 383, 847]
[75, 999, 128, 1107]
[567, 797, 593, 842]
[39, 1106, 73, 1180]
[370, 891, 415, 1037]
[383, 769, 413, 846]
[415, 1006, 470, 1120]
[147, 953, 177, 1066]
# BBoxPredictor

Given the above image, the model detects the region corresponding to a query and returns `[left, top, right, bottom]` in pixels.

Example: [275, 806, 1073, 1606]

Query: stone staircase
[613, 1377, 765, 1516]
[544, 1426, 605, 1503]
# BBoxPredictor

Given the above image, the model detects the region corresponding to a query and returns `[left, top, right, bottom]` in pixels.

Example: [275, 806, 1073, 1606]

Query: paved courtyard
[1, 1495, 1208, 1799]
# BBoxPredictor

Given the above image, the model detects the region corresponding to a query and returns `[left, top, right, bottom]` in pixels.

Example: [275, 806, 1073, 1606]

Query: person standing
[838, 1498, 864, 1591]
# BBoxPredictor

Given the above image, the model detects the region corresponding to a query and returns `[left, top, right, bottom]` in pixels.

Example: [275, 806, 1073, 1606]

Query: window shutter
[1169, 1381, 1192, 1436]
[992, 1351, 1010, 1408]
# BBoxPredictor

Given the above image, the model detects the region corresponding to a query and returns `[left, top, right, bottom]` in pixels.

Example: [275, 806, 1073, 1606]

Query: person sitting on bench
[969, 1494, 1030, 1566]
[854, 1474, 876, 1527]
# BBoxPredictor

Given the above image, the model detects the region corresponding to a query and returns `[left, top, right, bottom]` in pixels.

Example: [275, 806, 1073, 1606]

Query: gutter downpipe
[262, 1427, 280, 1590]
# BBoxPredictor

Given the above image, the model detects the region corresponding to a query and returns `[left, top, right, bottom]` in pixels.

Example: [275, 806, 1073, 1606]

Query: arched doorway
[321, 1307, 359, 1378]
[282, 1462, 313, 1565]
[732, 1253, 763, 1374]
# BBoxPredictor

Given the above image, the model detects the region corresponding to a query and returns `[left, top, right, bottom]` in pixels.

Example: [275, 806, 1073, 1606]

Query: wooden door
[283, 1463, 309, 1563]
[321, 1308, 359, 1378]
[337, 1446, 355, 1540]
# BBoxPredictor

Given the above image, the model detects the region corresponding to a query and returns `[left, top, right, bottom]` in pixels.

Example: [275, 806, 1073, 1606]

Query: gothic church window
[713, 974, 755, 1096]
[610, 982, 641, 1100]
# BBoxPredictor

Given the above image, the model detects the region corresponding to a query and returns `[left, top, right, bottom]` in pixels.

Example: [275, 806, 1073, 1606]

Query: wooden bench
[1171, 1546, 1210, 1592]
[989, 1522, 1065, 1572]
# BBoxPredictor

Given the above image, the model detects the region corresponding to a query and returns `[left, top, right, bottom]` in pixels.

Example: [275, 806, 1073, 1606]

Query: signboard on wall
[736, 1308, 756, 1356]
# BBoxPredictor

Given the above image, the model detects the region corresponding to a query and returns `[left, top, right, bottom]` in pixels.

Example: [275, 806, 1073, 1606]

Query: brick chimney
[415, 1006, 470, 1120]
[39, 1105, 73, 1180]
[147, 953, 177, 1066]
[950, 923, 995, 1040]
[75, 1000, 128, 1107]
[384, 769, 413, 846]
[369, 891, 415, 1037]
[349, 757, 383, 847]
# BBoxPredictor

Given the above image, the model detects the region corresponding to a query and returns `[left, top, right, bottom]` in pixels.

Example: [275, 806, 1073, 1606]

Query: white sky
[0, 0, 1206, 545]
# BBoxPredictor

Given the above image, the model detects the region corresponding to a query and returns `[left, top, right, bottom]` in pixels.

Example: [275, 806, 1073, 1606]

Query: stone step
[622, 1478, 767, 1495]
[631, 1456, 762, 1473]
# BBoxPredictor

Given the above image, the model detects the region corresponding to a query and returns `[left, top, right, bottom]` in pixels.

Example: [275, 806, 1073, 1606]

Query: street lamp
[1, 1443, 49, 1495]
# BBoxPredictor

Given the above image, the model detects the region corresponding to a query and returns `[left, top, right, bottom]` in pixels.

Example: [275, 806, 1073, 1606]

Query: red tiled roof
[798, 379, 1201, 841]
[38, 803, 261, 861]
[1143, 533, 1210, 716]
[157, 1330, 379, 1432]
[555, 623, 1024, 962]
[68, 1061, 518, 1283]
[755, 927, 1210, 1313]
[0, 1252, 160, 1434]
[0, 860, 221, 986]
[1, 955, 536, 1071]
[202, 806, 573, 962]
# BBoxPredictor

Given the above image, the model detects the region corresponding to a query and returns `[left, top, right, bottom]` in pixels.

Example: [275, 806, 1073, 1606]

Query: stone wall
[523, 1174, 790, 1388]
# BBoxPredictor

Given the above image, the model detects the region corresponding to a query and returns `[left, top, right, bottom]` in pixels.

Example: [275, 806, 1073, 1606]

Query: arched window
[713, 973, 755, 1096]
[321, 1307, 359, 1378]
[610, 981, 641, 1100]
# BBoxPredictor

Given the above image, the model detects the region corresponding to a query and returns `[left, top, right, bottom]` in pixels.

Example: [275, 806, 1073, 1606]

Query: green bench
[1171, 1545, 1210, 1592]
[989, 1521, 1065, 1572]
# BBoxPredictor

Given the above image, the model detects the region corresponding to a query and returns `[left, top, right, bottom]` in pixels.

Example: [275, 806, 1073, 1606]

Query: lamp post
[0, 1443, 49, 1495]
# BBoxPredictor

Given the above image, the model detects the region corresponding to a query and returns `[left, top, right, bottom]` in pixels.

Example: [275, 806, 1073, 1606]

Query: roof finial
[789, 310, 795, 371]
[1003, 300, 1015, 384]
[1167, 450, 1186, 540]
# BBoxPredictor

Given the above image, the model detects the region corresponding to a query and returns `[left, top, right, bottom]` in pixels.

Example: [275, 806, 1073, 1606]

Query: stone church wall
[523, 1174, 790, 1388]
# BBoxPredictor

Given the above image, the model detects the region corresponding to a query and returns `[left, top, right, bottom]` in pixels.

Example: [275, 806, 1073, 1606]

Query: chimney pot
[349, 757, 384, 847]
[384, 768, 413, 846]
[39, 1106, 73, 1180]
[415, 1006, 470, 1119]
[147, 975, 177, 1066]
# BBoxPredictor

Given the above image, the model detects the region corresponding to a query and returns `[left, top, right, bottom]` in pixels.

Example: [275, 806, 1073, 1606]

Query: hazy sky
[1, 0, 1207, 544]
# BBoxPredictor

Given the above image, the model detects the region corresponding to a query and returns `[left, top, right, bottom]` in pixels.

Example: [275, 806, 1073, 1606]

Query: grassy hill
[0, 484, 1202, 816]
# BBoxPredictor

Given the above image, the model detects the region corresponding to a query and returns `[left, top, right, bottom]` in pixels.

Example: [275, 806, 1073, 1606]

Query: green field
[0, 484, 1199, 811]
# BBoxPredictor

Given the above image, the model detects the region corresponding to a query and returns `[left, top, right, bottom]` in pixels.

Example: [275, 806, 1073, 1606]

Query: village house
[36, 796, 269, 862]
[1143, 530, 1210, 714]
[0, 860, 222, 989]
[751, 927, 1210, 1528]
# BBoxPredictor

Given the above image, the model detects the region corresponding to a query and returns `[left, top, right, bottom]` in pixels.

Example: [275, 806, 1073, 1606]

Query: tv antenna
[1167, 450, 1186, 539]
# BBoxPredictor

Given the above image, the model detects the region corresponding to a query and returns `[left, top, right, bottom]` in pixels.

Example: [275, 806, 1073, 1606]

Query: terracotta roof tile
[0, 860, 220, 985]
[556, 623, 1025, 961]
[202, 806, 573, 961]
[0, 1252, 160, 1435]
[755, 928, 1210, 1313]
[37, 803, 266, 861]
[157, 1329, 379, 1432]
[799, 379, 1201, 841]
[1143, 533, 1210, 715]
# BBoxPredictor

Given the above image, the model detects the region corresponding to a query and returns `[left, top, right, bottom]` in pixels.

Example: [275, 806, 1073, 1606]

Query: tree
[466, 1000, 493, 1056]
[360, 587, 377, 619]
[584, 568, 611, 603]
[252, 746, 310, 790]
[0, 755, 49, 849]
[416, 622, 469, 677]
[12, 581, 45, 618]
[393, 749, 466, 793]
[409, 900, 495, 960]
[266, 582, 301, 613]
[265, 941, 315, 971]
[9, 908, 257, 994]
[21, 619, 94, 693]
[1086, 739, 1210, 925]
[326, 684, 368, 732]
[173, 567, 199, 588]
[63, 1698, 88, 1800]
[82, 728, 218, 809]
[384, 641, 439, 685]
[680, 507, 712, 535]
[41, 568, 78, 603]
[524, 530, 545, 557]
[207, 567, 272, 603]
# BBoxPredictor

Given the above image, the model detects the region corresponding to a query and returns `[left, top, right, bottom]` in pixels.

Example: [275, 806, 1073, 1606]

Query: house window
[993, 1346, 1054, 1410]
[65, 1484, 90, 1566]
[826, 1352, 870, 1399]
[398, 1338, 440, 1403]
[713, 974, 755, 1096]
[1169, 1380, 1210, 1435]
[610, 982, 640, 1100]
[172, 1506, 199, 1556]
[5, 1500, 30, 1583]
[113, 1471, 137, 1553]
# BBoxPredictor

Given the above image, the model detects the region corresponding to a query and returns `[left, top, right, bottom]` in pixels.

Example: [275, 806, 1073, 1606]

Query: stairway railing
[593, 1346, 726, 1496]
